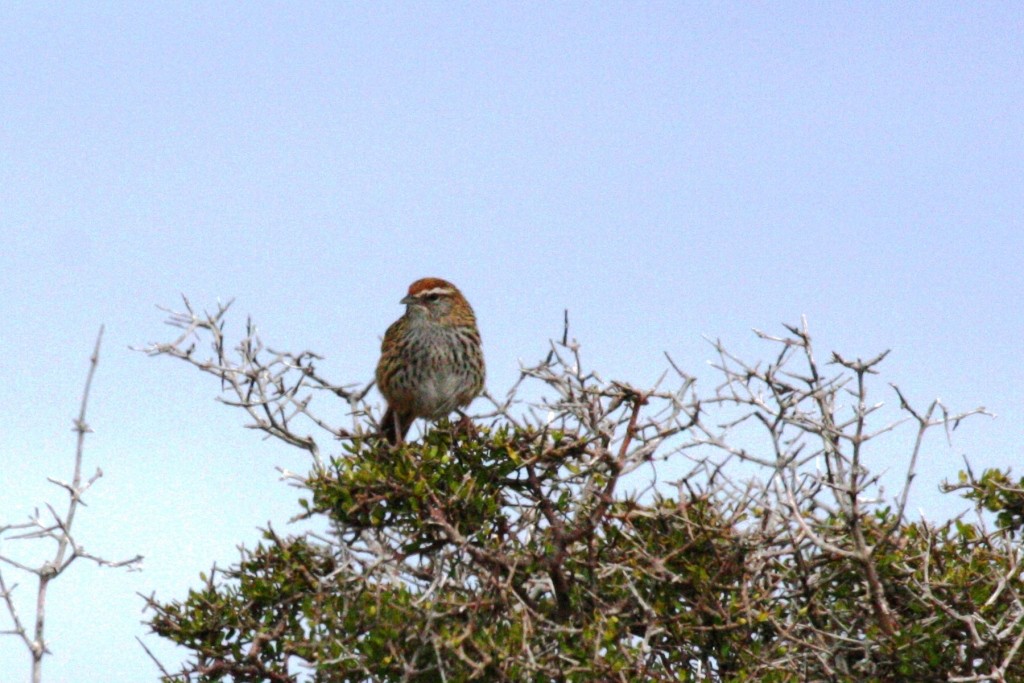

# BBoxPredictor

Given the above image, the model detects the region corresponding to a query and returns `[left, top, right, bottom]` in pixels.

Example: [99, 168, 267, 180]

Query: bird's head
[401, 277, 474, 323]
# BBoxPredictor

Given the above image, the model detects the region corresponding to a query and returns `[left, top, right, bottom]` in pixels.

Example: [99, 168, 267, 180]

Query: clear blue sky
[1, 4, 1021, 681]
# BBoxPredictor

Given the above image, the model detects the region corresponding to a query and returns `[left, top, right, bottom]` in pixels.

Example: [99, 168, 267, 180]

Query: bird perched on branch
[375, 278, 485, 444]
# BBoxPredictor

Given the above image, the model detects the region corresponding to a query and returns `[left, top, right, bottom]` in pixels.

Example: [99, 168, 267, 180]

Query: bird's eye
[424, 294, 440, 302]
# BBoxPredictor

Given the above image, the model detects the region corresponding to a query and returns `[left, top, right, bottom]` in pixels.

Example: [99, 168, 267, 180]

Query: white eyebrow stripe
[415, 287, 455, 297]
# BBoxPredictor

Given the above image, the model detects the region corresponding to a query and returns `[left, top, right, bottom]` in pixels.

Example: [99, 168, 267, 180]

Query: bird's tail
[381, 406, 413, 445]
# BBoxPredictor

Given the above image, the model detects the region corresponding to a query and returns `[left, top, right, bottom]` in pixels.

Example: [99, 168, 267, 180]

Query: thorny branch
[0, 327, 143, 683]
[136, 297, 376, 468]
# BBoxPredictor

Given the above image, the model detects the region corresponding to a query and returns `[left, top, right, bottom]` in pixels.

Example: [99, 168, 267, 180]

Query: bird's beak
[400, 295, 416, 305]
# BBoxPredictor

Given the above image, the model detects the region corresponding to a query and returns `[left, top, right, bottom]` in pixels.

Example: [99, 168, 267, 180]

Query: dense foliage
[141, 303, 1024, 682]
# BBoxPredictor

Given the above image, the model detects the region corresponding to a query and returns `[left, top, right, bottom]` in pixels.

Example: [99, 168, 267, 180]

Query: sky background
[1, 3, 1022, 681]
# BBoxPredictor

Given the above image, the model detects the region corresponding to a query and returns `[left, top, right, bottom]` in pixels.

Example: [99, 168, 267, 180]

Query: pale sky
[2, 4, 1022, 681]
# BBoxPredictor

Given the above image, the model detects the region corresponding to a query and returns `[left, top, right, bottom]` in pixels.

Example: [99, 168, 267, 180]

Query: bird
[375, 277, 485, 444]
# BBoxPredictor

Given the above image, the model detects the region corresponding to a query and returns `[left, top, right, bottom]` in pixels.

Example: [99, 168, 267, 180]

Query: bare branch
[0, 327, 143, 682]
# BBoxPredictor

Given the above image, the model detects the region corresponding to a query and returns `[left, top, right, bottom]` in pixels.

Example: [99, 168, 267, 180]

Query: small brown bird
[375, 278, 485, 444]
